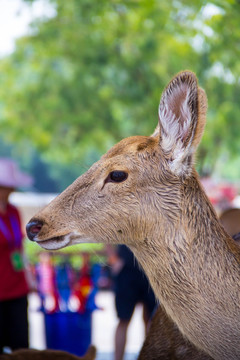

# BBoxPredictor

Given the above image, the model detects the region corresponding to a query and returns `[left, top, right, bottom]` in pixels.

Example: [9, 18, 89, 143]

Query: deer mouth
[36, 234, 72, 250]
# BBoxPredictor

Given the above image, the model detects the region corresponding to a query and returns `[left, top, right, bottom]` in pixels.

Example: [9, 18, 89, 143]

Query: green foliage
[24, 237, 104, 265]
[0, 0, 240, 179]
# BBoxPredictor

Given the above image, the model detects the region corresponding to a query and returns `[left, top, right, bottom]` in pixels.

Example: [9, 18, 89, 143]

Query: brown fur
[139, 213, 240, 360]
[0, 345, 96, 360]
[138, 306, 212, 360]
[27, 71, 240, 360]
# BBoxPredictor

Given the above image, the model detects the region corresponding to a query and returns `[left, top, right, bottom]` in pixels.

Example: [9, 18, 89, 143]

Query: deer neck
[129, 173, 240, 359]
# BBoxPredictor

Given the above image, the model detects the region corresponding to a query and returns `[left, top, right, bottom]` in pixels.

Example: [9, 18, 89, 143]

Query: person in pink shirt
[0, 158, 32, 353]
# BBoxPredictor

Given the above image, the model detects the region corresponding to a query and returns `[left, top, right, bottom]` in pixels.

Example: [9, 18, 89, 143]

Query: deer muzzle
[26, 220, 43, 241]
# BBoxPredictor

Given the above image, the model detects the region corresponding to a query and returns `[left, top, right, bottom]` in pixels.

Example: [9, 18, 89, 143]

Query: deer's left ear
[158, 71, 207, 176]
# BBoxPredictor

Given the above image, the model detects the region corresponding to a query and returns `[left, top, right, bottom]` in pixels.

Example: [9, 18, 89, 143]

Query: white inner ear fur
[158, 83, 195, 176]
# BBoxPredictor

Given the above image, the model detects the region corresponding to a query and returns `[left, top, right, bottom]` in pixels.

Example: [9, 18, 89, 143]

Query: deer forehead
[71, 136, 159, 191]
[102, 135, 159, 161]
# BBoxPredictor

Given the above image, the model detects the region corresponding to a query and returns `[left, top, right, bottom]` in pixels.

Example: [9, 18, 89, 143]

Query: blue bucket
[44, 311, 92, 356]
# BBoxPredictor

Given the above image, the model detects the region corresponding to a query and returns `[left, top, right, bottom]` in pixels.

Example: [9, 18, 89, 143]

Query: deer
[26, 71, 240, 360]
[0, 345, 96, 360]
[138, 305, 212, 360]
[138, 213, 240, 360]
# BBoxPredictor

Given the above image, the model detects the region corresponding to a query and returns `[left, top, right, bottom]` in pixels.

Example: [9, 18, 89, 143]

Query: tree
[0, 0, 240, 180]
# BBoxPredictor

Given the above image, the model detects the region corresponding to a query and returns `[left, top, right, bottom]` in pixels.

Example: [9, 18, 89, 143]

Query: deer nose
[26, 220, 43, 241]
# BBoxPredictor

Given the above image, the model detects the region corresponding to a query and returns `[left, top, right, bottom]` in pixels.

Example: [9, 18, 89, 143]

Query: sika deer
[27, 71, 240, 360]
[138, 305, 212, 360]
[0, 345, 96, 360]
[138, 229, 240, 360]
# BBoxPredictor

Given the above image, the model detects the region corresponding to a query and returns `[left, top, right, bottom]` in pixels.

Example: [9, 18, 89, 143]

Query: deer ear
[151, 124, 160, 138]
[158, 71, 207, 176]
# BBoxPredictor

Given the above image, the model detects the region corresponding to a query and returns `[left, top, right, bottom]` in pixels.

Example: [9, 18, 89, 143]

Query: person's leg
[0, 301, 9, 353]
[139, 274, 157, 335]
[115, 319, 130, 360]
[143, 303, 152, 335]
[114, 269, 136, 360]
[7, 296, 29, 350]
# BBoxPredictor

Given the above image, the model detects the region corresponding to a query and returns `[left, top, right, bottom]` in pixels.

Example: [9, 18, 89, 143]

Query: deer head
[26, 71, 207, 251]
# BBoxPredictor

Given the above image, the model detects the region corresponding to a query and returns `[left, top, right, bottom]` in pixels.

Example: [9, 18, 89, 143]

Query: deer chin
[36, 232, 96, 250]
[36, 234, 72, 250]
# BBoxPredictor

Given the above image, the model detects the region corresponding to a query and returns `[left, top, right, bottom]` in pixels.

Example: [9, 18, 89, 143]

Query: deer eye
[107, 171, 128, 183]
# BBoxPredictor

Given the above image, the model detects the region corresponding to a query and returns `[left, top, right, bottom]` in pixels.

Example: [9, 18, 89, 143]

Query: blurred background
[0, 0, 240, 359]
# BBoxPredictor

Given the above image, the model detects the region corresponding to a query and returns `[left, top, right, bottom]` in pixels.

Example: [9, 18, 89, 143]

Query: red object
[0, 204, 29, 301]
[71, 255, 93, 313]
[201, 177, 237, 212]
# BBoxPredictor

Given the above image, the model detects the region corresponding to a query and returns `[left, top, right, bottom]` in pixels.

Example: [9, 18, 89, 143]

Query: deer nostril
[26, 220, 43, 241]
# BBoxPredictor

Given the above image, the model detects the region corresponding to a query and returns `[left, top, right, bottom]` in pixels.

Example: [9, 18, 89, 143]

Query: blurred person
[219, 208, 240, 242]
[0, 158, 32, 353]
[108, 245, 156, 360]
